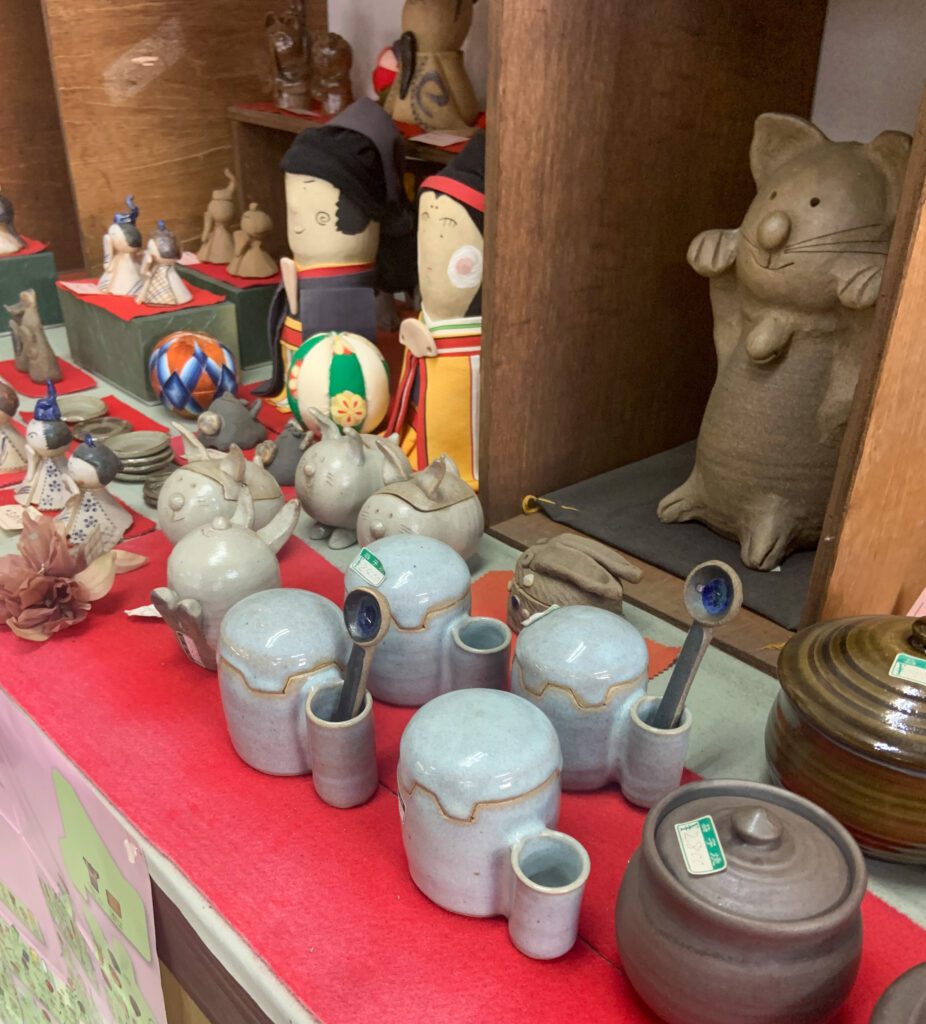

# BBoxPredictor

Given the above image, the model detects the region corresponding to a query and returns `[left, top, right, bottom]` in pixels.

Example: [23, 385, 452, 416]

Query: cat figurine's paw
[687, 229, 739, 278]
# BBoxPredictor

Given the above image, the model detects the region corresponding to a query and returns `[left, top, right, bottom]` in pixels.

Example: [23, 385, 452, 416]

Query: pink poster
[0, 689, 167, 1024]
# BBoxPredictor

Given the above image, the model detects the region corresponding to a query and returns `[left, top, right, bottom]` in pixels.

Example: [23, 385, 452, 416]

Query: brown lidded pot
[615, 780, 866, 1024]
[766, 615, 926, 863]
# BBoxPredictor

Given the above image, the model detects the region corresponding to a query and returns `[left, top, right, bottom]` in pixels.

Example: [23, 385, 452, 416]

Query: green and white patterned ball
[286, 331, 390, 432]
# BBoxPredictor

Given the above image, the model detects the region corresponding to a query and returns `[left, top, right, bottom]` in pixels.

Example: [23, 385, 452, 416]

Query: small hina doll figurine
[14, 383, 72, 510]
[0, 382, 27, 473]
[136, 221, 193, 306]
[197, 169, 237, 265]
[58, 437, 132, 551]
[253, 98, 417, 409]
[0, 186, 25, 255]
[385, 133, 485, 489]
[228, 203, 278, 279]
[98, 196, 143, 296]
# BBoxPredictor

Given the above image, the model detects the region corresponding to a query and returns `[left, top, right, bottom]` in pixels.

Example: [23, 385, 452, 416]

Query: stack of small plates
[104, 431, 176, 483]
[56, 396, 132, 443]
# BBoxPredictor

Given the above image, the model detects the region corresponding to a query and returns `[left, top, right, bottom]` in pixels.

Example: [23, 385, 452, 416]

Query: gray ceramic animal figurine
[196, 395, 267, 452]
[658, 114, 911, 570]
[0, 186, 24, 255]
[356, 451, 483, 560]
[197, 170, 237, 265]
[152, 491, 300, 670]
[254, 420, 308, 486]
[5, 290, 61, 384]
[506, 535, 643, 633]
[295, 408, 411, 549]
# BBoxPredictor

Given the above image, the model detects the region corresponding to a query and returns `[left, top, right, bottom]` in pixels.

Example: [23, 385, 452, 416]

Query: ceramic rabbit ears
[518, 535, 643, 601]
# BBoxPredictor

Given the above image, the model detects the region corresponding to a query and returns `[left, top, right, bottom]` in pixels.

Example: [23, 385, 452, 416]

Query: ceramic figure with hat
[384, 132, 485, 489]
[228, 203, 278, 279]
[137, 221, 193, 306]
[98, 196, 143, 296]
[197, 170, 238, 265]
[253, 97, 417, 412]
[0, 383, 27, 473]
[14, 382, 72, 510]
[58, 436, 133, 551]
[0, 186, 25, 255]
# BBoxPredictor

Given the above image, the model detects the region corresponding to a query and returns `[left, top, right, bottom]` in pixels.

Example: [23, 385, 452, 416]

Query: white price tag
[351, 548, 386, 587]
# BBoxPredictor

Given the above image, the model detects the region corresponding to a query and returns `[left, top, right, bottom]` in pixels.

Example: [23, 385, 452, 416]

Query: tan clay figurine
[266, 0, 311, 111]
[658, 114, 911, 570]
[5, 289, 62, 384]
[0, 383, 27, 473]
[98, 196, 142, 296]
[0, 186, 25, 255]
[311, 32, 354, 116]
[228, 203, 278, 279]
[385, 0, 479, 130]
[506, 535, 643, 633]
[197, 170, 237, 265]
[137, 221, 193, 306]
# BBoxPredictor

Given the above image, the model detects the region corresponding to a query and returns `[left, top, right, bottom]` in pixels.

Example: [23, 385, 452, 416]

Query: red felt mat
[0, 358, 96, 397]
[185, 259, 281, 290]
[0, 237, 47, 258]
[1, 540, 924, 1024]
[238, 381, 292, 435]
[57, 280, 225, 322]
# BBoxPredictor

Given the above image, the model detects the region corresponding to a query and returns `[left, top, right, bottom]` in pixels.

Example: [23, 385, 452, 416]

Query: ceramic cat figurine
[658, 114, 911, 570]
[98, 196, 142, 296]
[58, 437, 132, 552]
[385, 0, 479, 130]
[0, 186, 25, 255]
[5, 289, 61, 383]
[0, 383, 27, 472]
[197, 170, 237, 265]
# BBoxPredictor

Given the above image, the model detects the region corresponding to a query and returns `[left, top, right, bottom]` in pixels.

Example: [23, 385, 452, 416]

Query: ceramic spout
[306, 682, 378, 809]
[446, 616, 512, 692]
[620, 695, 692, 808]
[506, 831, 590, 959]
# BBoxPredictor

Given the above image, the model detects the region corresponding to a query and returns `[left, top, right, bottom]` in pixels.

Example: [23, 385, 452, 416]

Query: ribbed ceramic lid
[514, 606, 648, 705]
[870, 963, 926, 1023]
[219, 588, 349, 693]
[398, 689, 562, 820]
[343, 534, 470, 630]
[778, 616, 926, 772]
[653, 783, 859, 923]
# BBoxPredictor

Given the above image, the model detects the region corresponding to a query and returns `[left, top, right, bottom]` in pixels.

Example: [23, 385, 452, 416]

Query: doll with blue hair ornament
[57, 434, 132, 551]
[14, 381, 72, 510]
[98, 195, 143, 296]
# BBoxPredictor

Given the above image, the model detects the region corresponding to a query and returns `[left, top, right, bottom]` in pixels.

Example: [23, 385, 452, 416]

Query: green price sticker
[351, 547, 386, 587]
[675, 815, 727, 876]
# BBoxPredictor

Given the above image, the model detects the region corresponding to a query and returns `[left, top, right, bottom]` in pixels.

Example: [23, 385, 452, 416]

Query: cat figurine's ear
[749, 113, 825, 185]
[866, 131, 912, 217]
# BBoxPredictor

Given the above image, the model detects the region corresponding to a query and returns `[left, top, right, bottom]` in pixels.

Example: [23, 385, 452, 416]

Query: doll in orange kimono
[385, 133, 484, 489]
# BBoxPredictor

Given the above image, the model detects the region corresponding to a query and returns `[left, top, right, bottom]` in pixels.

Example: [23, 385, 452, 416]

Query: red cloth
[0, 545, 923, 1024]
[0, 237, 48, 258]
[56, 280, 225, 322]
[0, 359, 95, 397]
[238, 381, 292, 435]
[186, 260, 281, 290]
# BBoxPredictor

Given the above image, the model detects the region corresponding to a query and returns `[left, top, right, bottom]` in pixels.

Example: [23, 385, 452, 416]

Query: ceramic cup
[343, 535, 512, 706]
[397, 688, 590, 959]
[217, 588, 378, 808]
[510, 606, 691, 807]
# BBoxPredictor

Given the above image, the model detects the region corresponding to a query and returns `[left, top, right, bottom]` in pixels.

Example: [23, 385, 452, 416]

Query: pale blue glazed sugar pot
[343, 535, 511, 706]
[398, 688, 590, 959]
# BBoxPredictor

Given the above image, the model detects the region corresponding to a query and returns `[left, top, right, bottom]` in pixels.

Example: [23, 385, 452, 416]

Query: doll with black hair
[254, 97, 416, 409]
[14, 382, 72, 510]
[0, 186, 25, 256]
[0, 382, 27, 472]
[137, 221, 193, 306]
[58, 436, 132, 550]
[98, 196, 143, 296]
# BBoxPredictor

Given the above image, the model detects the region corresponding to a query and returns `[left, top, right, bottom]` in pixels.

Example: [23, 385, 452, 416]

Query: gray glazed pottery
[511, 606, 691, 807]
[218, 589, 378, 808]
[398, 688, 590, 959]
[343, 535, 511, 706]
[870, 963, 926, 1023]
[616, 779, 866, 1024]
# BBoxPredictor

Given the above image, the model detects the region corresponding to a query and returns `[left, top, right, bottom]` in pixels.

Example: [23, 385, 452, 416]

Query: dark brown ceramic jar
[615, 780, 866, 1024]
[766, 615, 926, 863]
[870, 963, 926, 1023]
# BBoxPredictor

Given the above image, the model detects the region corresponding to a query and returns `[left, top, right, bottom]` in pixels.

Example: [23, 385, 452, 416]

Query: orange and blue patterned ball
[148, 332, 237, 418]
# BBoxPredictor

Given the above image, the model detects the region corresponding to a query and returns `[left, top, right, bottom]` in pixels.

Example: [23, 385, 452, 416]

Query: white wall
[812, 0, 925, 140]
[327, 0, 488, 108]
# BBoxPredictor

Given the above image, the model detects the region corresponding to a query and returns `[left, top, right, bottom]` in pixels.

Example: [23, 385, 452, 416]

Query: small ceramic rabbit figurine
[58, 437, 132, 551]
[228, 203, 278, 279]
[295, 408, 411, 549]
[385, 0, 479, 130]
[195, 394, 267, 452]
[254, 419, 308, 485]
[310, 32, 354, 116]
[14, 383, 72, 510]
[356, 451, 483, 559]
[0, 383, 27, 472]
[136, 221, 193, 306]
[0, 186, 25, 255]
[658, 114, 911, 569]
[98, 196, 143, 296]
[5, 289, 61, 383]
[197, 170, 237, 265]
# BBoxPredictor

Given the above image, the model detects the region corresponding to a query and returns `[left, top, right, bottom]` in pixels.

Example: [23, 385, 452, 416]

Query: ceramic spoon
[652, 560, 743, 730]
[333, 587, 392, 722]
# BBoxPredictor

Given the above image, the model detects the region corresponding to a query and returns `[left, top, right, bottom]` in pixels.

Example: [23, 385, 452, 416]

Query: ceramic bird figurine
[98, 196, 143, 296]
[58, 436, 133, 551]
[197, 170, 237, 265]
[14, 382, 72, 510]
[137, 221, 193, 306]
[0, 382, 27, 473]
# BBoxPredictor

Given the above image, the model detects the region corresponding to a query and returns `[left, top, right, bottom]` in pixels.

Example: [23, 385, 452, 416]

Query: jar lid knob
[909, 618, 926, 654]
[731, 807, 783, 847]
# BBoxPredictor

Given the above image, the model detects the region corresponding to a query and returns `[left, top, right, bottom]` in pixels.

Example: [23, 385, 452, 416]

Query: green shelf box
[0, 249, 62, 327]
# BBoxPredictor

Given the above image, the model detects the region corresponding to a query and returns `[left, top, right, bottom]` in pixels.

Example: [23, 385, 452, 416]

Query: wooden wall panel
[0, 0, 82, 269]
[42, 0, 327, 271]
[480, 0, 828, 524]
